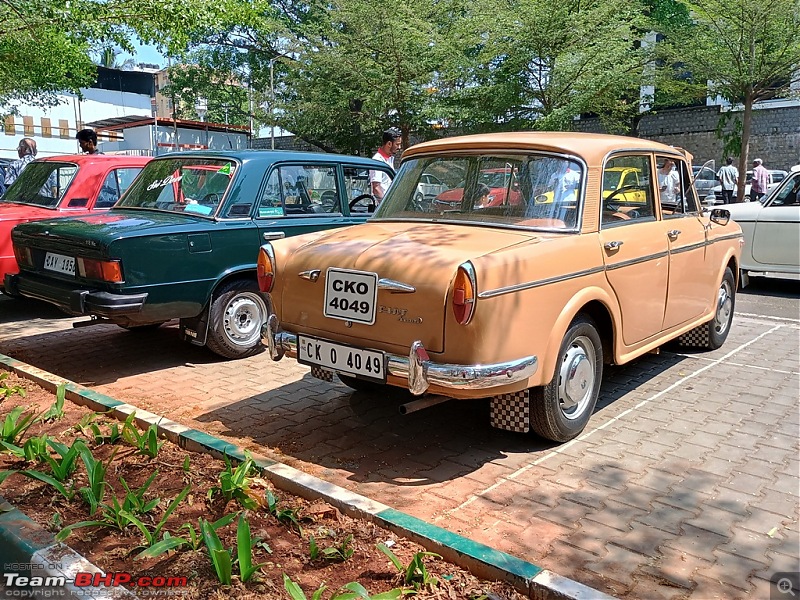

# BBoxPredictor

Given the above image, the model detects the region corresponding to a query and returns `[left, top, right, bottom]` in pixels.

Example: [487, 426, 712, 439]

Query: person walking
[76, 129, 104, 155]
[750, 158, 769, 202]
[716, 156, 739, 204]
[4, 138, 38, 187]
[370, 127, 402, 203]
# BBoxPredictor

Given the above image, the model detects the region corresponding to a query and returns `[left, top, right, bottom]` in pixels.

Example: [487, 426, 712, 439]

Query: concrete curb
[0, 353, 615, 600]
[0, 498, 136, 598]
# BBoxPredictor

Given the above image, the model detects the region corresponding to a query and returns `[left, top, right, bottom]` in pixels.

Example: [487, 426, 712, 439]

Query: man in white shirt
[370, 127, 402, 203]
[716, 156, 739, 204]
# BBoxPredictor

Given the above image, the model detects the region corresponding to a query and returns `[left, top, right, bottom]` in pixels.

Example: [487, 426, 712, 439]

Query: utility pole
[270, 58, 276, 150]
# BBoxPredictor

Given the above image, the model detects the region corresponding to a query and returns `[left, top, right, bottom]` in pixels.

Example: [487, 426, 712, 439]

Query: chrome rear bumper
[261, 314, 538, 396]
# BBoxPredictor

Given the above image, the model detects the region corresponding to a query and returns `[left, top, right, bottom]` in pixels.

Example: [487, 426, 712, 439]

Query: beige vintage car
[258, 132, 743, 442]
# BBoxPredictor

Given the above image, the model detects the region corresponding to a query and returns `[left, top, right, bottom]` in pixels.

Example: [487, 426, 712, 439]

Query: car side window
[659, 158, 699, 217]
[258, 165, 343, 217]
[601, 155, 655, 227]
[344, 166, 381, 214]
[95, 168, 142, 208]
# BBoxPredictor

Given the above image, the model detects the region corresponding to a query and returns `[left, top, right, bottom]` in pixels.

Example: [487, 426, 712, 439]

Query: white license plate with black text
[298, 335, 386, 382]
[323, 268, 378, 325]
[43, 252, 75, 276]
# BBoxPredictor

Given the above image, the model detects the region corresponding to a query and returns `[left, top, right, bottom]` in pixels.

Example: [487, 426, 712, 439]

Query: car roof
[403, 132, 687, 165]
[154, 149, 390, 170]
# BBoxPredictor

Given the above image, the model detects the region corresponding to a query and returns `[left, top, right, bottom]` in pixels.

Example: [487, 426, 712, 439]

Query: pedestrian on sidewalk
[750, 158, 769, 202]
[4, 138, 38, 187]
[76, 129, 104, 155]
[716, 156, 739, 204]
[370, 127, 402, 204]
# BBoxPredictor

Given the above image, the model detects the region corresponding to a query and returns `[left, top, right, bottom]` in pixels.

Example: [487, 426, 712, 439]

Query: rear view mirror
[710, 208, 730, 226]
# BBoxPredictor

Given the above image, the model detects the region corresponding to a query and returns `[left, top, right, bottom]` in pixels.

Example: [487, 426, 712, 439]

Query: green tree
[661, 0, 800, 200]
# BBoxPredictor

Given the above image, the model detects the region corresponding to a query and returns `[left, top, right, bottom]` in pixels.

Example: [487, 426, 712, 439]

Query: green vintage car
[6, 150, 393, 359]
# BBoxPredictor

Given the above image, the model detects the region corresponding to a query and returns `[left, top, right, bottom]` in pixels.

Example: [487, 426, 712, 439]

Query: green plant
[199, 517, 233, 585]
[236, 514, 268, 582]
[43, 439, 82, 481]
[38, 384, 66, 423]
[265, 489, 301, 532]
[283, 574, 404, 600]
[0, 372, 26, 401]
[1, 433, 50, 462]
[0, 469, 74, 501]
[309, 534, 354, 562]
[121, 413, 163, 459]
[208, 453, 258, 510]
[135, 513, 237, 560]
[378, 544, 442, 589]
[76, 443, 115, 515]
[72, 412, 99, 437]
[1, 406, 37, 446]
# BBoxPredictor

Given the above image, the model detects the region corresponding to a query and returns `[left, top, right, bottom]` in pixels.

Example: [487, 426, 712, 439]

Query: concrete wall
[574, 103, 800, 171]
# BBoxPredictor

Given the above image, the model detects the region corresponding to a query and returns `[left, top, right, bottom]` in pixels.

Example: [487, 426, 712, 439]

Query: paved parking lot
[1, 280, 798, 600]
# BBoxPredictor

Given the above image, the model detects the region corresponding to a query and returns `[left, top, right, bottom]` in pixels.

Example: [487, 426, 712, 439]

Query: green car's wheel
[206, 279, 268, 359]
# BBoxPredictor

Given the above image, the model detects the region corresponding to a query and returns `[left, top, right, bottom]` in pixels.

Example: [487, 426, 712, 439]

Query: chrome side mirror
[709, 208, 730, 226]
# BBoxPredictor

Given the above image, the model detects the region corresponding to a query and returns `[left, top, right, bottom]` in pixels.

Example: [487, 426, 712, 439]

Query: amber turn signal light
[77, 258, 123, 283]
[452, 262, 477, 325]
[257, 244, 276, 292]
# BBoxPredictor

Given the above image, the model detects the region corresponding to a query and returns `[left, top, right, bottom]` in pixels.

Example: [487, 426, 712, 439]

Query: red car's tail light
[452, 261, 477, 325]
[13, 245, 32, 268]
[77, 258, 123, 283]
[257, 244, 276, 292]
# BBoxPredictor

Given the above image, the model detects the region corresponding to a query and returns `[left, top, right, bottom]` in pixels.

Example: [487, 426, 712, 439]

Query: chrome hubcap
[223, 292, 266, 346]
[714, 279, 733, 334]
[557, 335, 596, 420]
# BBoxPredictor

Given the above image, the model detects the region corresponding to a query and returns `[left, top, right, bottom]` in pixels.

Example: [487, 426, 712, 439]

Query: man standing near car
[716, 156, 739, 204]
[750, 158, 769, 202]
[76, 129, 104, 155]
[370, 127, 402, 203]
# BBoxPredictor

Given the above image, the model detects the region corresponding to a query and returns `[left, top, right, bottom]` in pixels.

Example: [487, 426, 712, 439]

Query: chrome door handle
[262, 231, 286, 241]
[667, 229, 681, 240]
[604, 240, 624, 251]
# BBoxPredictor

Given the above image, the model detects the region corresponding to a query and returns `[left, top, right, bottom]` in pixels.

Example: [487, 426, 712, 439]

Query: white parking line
[737, 312, 800, 325]
[681, 354, 800, 375]
[453, 323, 785, 512]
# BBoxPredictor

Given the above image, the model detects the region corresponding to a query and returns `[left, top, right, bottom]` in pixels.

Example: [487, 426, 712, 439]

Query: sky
[119, 42, 166, 68]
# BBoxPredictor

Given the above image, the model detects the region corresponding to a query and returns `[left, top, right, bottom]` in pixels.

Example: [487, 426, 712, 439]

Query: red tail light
[452, 262, 477, 325]
[257, 244, 276, 292]
[13, 245, 32, 268]
[77, 258, 123, 283]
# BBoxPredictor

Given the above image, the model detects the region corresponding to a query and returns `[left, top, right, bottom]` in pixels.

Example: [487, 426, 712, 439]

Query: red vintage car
[0, 154, 150, 291]
[432, 167, 524, 209]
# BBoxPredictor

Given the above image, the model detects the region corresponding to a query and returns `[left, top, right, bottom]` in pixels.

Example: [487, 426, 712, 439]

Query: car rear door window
[601, 155, 655, 226]
[258, 165, 344, 217]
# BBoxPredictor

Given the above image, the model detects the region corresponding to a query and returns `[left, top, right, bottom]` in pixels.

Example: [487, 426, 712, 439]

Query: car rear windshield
[373, 153, 584, 230]
[116, 158, 237, 217]
[1, 161, 78, 208]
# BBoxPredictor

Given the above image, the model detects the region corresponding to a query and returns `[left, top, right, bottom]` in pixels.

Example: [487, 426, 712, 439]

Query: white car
[414, 172, 448, 204]
[724, 165, 800, 283]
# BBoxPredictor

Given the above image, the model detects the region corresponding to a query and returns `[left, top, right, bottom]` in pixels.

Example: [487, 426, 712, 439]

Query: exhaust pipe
[399, 395, 451, 415]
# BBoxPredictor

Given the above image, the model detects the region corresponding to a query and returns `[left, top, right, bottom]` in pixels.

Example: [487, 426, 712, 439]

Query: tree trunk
[736, 87, 753, 203]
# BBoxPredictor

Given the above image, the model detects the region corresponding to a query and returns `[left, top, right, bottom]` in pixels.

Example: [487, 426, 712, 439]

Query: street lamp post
[270, 58, 276, 150]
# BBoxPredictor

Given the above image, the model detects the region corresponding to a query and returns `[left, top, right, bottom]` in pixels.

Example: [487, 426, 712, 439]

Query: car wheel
[529, 315, 603, 442]
[206, 279, 268, 359]
[707, 267, 735, 349]
[337, 374, 385, 393]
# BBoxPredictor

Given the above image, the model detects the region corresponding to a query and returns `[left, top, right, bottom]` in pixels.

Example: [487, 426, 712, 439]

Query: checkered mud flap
[309, 366, 334, 382]
[490, 390, 530, 433]
[676, 323, 710, 348]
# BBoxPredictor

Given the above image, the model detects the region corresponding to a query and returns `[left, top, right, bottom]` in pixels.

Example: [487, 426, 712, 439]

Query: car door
[659, 157, 714, 330]
[600, 154, 669, 345]
[752, 171, 800, 267]
[254, 163, 353, 245]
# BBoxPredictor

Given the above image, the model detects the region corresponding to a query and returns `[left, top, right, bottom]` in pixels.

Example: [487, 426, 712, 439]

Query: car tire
[205, 279, 268, 360]
[529, 315, 603, 443]
[707, 267, 735, 349]
[337, 374, 384, 393]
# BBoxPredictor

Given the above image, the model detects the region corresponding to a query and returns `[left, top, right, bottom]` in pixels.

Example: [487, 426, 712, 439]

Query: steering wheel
[202, 193, 221, 204]
[349, 194, 376, 212]
[603, 185, 640, 213]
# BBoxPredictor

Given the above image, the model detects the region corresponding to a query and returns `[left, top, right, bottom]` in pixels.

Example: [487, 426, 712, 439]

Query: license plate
[323, 268, 378, 325]
[297, 335, 386, 382]
[43, 252, 75, 276]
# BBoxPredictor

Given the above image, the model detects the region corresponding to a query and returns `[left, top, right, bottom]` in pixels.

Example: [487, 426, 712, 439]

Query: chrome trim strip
[261, 327, 538, 395]
[670, 242, 706, 254]
[298, 269, 321, 282]
[377, 278, 416, 293]
[605, 251, 670, 271]
[478, 265, 605, 299]
[710, 232, 745, 243]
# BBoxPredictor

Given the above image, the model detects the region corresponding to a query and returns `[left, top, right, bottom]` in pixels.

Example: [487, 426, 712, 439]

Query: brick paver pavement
[1, 296, 798, 599]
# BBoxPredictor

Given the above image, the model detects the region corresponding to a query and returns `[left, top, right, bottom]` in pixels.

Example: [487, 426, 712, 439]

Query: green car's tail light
[13, 245, 32, 268]
[77, 257, 123, 283]
[452, 261, 477, 325]
[257, 244, 276, 292]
